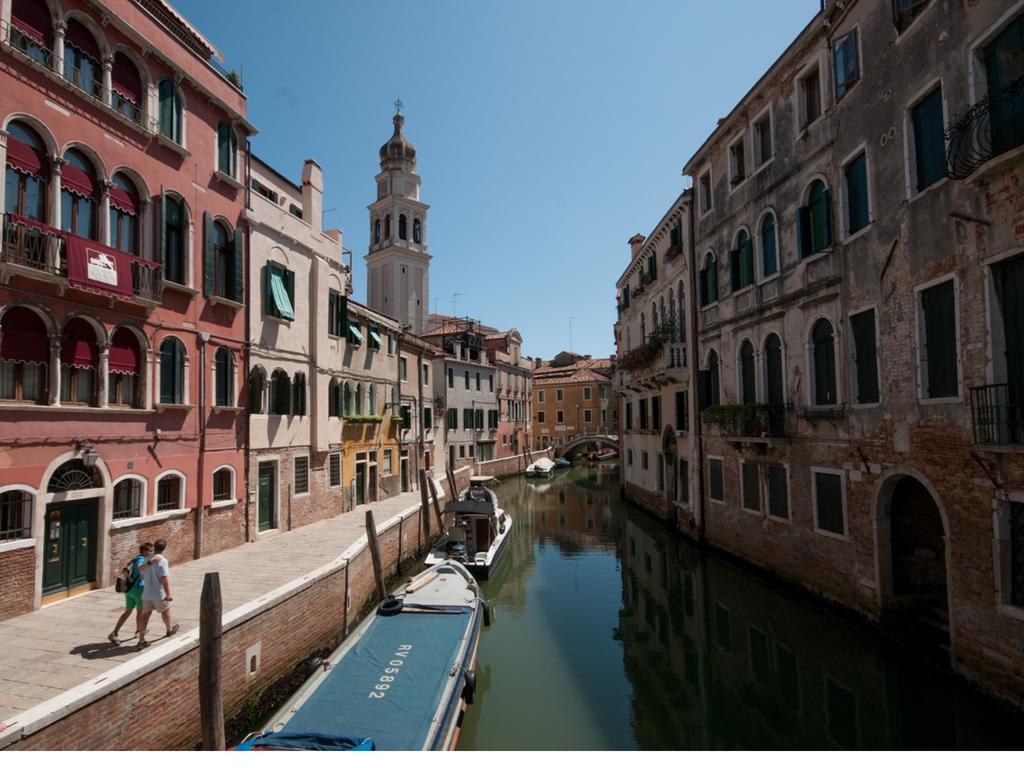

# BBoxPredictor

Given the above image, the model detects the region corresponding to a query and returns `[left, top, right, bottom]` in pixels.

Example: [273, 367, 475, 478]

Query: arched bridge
[553, 432, 619, 459]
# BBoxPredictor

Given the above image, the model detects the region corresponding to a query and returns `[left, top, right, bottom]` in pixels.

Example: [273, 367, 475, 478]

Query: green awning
[368, 325, 382, 349]
[269, 272, 295, 320]
[347, 320, 364, 344]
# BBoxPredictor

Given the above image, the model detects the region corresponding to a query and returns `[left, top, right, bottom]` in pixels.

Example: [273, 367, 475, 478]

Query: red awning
[64, 19, 100, 60]
[109, 185, 138, 215]
[60, 163, 97, 199]
[111, 54, 141, 104]
[60, 318, 97, 369]
[11, 0, 52, 47]
[6, 135, 47, 179]
[65, 233, 134, 297]
[108, 328, 140, 375]
[0, 306, 49, 365]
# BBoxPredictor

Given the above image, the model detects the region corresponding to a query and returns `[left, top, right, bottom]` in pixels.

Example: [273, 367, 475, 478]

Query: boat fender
[461, 669, 477, 705]
[377, 596, 404, 616]
[499, 523, 506, 535]
[482, 600, 492, 627]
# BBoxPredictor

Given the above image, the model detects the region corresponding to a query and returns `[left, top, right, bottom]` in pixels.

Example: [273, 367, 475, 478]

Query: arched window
[9, 0, 54, 65]
[739, 340, 756, 404]
[292, 372, 306, 416]
[108, 327, 141, 407]
[677, 280, 686, 343]
[761, 213, 778, 277]
[706, 350, 721, 407]
[211, 219, 234, 299]
[60, 148, 98, 239]
[61, 318, 97, 405]
[344, 381, 353, 416]
[811, 319, 837, 405]
[764, 333, 784, 406]
[214, 347, 233, 407]
[799, 180, 832, 258]
[248, 366, 265, 414]
[63, 19, 101, 98]
[159, 336, 185, 405]
[212, 466, 234, 503]
[374, 219, 381, 243]
[156, 471, 184, 512]
[640, 313, 646, 344]
[158, 79, 183, 144]
[699, 252, 718, 306]
[413, 218, 422, 243]
[730, 230, 754, 292]
[355, 383, 363, 416]
[0, 307, 49, 403]
[111, 51, 143, 122]
[4, 120, 48, 222]
[368, 383, 377, 415]
[398, 214, 407, 240]
[328, 377, 342, 417]
[270, 370, 290, 416]
[162, 194, 186, 285]
[217, 122, 237, 177]
[383, 216, 391, 240]
[0, 489, 33, 540]
[651, 301, 658, 331]
[110, 172, 140, 255]
[112, 478, 142, 520]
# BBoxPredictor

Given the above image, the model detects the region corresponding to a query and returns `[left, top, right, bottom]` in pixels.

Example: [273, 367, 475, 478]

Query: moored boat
[552, 457, 571, 469]
[525, 457, 556, 477]
[586, 448, 618, 461]
[426, 481, 511, 580]
[235, 561, 488, 751]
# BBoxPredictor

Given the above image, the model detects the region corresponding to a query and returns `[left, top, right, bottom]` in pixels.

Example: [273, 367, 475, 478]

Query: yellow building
[532, 352, 615, 452]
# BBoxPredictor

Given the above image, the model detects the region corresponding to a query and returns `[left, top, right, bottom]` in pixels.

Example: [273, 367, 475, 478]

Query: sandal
[136, 639, 150, 651]
[166, 624, 179, 638]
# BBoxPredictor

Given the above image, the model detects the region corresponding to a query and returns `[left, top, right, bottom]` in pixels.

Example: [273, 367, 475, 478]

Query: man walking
[137, 538, 179, 650]
[108, 542, 152, 645]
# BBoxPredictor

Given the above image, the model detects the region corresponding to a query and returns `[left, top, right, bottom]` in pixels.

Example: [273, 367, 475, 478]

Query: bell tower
[365, 103, 430, 334]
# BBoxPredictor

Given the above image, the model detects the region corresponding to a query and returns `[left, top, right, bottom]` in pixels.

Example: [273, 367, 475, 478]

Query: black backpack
[115, 558, 139, 593]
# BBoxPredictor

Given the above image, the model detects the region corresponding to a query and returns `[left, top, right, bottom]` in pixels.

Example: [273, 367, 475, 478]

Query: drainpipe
[242, 139, 252, 543]
[687, 199, 705, 541]
[195, 332, 208, 560]
[417, 345, 426, 477]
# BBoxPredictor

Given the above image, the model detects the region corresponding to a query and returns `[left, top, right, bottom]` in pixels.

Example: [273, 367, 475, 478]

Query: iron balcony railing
[970, 383, 1024, 446]
[4, 20, 54, 68]
[2, 214, 162, 302]
[708, 403, 794, 439]
[946, 76, 1024, 179]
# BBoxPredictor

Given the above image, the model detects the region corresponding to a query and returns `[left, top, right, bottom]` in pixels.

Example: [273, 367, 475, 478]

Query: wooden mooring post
[199, 572, 224, 751]
[419, 469, 432, 542]
[365, 508, 385, 602]
[428, 474, 445, 532]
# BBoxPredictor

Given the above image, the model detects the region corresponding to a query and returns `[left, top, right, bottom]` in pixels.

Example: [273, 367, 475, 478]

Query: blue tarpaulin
[275, 609, 473, 751]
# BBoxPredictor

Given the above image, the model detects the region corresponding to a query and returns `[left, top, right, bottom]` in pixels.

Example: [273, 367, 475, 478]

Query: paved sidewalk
[0, 482, 445, 723]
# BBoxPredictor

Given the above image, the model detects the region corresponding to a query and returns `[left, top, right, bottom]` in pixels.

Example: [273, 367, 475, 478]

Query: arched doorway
[42, 458, 104, 603]
[878, 473, 950, 653]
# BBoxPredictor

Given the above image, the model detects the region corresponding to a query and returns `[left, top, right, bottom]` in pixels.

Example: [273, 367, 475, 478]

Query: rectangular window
[626, 402, 633, 431]
[112, 481, 141, 521]
[294, 456, 309, 495]
[387, 333, 394, 354]
[584, 409, 592, 423]
[715, 603, 732, 652]
[843, 152, 870, 236]
[366, 324, 383, 351]
[742, 462, 761, 512]
[465, 370, 470, 389]
[537, 411, 545, 423]
[627, 449, 633, 467]
[327, 290, 346, 336]
[799, 66, 822, 128]
[893, 0, 931, 33]
[675, 390, 689, 431]
[920, 279, 958, 398]
[556, 388, 564, 402]
[699, 171, 712, 215]
[729, 139, 746, 185]
[265, 263, 295, 320]
[1010, 502, 1024, 607]
[328, 453, 341, 487]
[423, 406, 432, 430]
[814, 470, 846, 536]
[641, 451, 648, 470]
[678, 459, 689, 504]
[709, 457, 724, 502]
[400, 405, 411, 430]
[476, 372, 481, 391]
[422, 364, 429, 385]
[489, 374, 494, 392]
[767, 464, 789, 520]
[539, 390, 545, 403]
[383, 450, 393, 475]
[833, 29, 860, 101]
[448, 367, 454, 388]
[556, 410, 564, 424]
[600, 385, 608, 400]
[910, 86, 945, 192]
[651, 396, 661, 431]
[601, 409, 607, 423]
[584, 386, 592, 400]
[850, 309, 879, 404]
[463, 408, 473, 430]
[475, 409, 483, 429]
[399, 357, 408, 382]
[754, 113, 772, 167]
[447, 407, 458, 429]
[638, 399, 648, 431]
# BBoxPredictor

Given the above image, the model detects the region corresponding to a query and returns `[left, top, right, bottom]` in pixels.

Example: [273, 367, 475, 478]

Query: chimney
[628, 234, 645, 259]
[301, 159, 323, 232]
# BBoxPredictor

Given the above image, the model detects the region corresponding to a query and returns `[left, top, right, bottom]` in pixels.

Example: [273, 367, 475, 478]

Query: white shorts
[143, 598, 169, 613]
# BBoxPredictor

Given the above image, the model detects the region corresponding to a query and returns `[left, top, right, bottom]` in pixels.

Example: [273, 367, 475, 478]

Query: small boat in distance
[552, 457, 571, 469]
[235, 561, 488, 751]
[525, 457, 556, 477]
[426, 481, 511, 579]
[586, 448, 619, 462]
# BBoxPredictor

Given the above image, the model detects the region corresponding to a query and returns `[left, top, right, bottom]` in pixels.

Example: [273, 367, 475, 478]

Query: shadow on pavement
[69, 641, 142, 660]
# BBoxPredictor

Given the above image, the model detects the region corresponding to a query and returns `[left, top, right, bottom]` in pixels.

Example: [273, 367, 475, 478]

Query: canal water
[458, 465, 1024, 750]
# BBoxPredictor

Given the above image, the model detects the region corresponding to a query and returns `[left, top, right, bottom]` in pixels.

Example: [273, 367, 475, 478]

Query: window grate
[294, 456, 309, 495]
[113, 479, 142, 520]
[0, 490, 32, 540]
[329, 454, 341, 487]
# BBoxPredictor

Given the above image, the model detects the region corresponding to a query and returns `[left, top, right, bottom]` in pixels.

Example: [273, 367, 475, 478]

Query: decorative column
[0, 129, 7, 236]
[141, 349, 151, 410]
[101, 54, 113, 108]
[97, 340, 109, 408]
[49, 155, 63, 231]
[52, 21, 65, 78]
[99, 179, 111, 246]
[48, 333, 61, 406]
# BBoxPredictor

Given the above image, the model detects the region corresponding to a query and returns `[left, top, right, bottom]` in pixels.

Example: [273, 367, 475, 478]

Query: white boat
[426, 481, 511, 580]
[525, 457, 556, 478]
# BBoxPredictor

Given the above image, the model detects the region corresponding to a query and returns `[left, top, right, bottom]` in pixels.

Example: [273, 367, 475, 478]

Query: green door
[355, 462, 366, 506]
[42, 500, 98, 599]
[258, 463, 275, 532]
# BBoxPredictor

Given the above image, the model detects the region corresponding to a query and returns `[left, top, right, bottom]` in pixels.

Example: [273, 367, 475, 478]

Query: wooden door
[355, 462, 365, 506]
[42, 500, 97, 600]
[258, 462, 275, 532]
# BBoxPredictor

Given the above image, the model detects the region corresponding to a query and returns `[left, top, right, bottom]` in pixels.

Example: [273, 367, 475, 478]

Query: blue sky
[176, 0, 818, 360]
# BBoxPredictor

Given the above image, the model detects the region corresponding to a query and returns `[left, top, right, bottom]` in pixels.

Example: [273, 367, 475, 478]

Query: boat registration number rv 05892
[368, 644, 413, 699]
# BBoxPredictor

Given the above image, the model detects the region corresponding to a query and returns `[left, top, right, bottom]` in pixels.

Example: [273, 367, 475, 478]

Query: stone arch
[0, 300, 58, 336]
[61, 310, 107, 346]
[61, 140, 108, 184]
[3, 112, 59, 158]
[61, 9, 112, 62]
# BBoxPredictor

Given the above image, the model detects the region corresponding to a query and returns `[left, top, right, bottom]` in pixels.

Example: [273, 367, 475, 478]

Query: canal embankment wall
[474, 448, 554, 481]
[0, 470, 472, 751]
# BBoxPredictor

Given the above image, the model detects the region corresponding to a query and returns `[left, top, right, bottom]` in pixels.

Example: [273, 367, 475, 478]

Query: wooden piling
[365, 509, 385, 602]
[199, 572, 224, 752]
[419, 469, 432, 541]
[428, 474, 445, 532]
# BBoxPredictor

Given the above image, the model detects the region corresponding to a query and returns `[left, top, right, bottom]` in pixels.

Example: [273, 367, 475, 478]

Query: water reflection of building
[618, 505, 1024, 749]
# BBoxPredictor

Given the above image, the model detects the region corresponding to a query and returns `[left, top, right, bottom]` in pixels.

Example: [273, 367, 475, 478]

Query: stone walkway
[0, 481, 447, 723]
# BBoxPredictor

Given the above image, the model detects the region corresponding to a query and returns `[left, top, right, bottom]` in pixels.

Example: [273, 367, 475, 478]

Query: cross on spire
[394, 98, 403, 115]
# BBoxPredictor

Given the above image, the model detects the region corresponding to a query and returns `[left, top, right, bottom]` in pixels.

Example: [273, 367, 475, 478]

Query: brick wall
[475, 448, 553, 480]
[0, 547, 36, 620]
[109, 512, 198, 585]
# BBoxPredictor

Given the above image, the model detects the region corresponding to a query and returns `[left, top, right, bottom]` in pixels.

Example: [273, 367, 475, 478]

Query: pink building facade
[0, 0, 253, 618]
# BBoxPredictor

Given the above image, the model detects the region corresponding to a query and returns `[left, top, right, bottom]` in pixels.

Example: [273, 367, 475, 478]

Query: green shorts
[125, 586, 144, 611]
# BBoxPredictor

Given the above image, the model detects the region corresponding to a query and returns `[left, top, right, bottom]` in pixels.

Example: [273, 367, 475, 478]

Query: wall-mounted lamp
[77, 439, 99, 468]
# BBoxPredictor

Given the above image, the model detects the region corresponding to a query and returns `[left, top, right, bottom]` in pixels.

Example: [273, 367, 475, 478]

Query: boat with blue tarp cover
[234, 561, 489, 751]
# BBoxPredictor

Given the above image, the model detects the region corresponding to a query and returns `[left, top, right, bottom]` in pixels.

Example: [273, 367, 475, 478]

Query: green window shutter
[233, 227, 244, 303]
[160, 343, 173, 404]
[741, 347, 756, 404]
[729, 249, 741, 292]
[741, 240, 754, 286]
[709, 261, 718, 303]
[845, 154, 869, 235]
[767, 464, 789, 519]
[339, 295, 348, 330]
[913, 87, 945, 191]
[815, 473, 845, 534]
[821, 187, 833, 248]
[284, 268, 295, 305]
[851, 309, 879, 404]
[709, 459, 724, 502]
[203, 212, 215, 296]
[264, 265, 273, 317]
[761, 217, 777, 275]
[813, 323, 837, 405]
[158, 189, 166, 268]
[158, 80, 172, 137]
[797, 206, 811, 259]
[922, 280, 958, 397]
